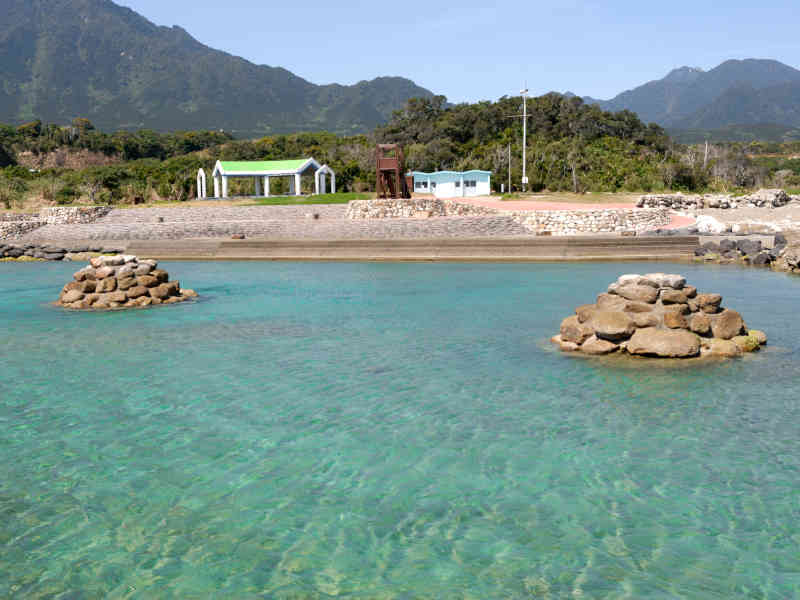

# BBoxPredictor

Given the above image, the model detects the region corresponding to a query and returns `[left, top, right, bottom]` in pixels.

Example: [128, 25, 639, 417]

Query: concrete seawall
[120, 236, 699, 261]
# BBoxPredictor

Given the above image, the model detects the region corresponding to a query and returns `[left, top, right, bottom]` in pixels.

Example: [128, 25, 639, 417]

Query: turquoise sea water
[1, 260, 799, 598]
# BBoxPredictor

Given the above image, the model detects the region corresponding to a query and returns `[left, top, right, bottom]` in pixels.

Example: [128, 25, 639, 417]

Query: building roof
[213, 158, 320, 176]
[410, 170, 492, 181]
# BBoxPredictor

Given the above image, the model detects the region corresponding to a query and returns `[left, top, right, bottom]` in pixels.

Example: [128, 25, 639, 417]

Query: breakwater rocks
[694, 235, 785, 267]
[638, 189, 795, 210]
[551, 273, 766, 359]
[1, 243, 122, 262]
[57, 255, 198, 310]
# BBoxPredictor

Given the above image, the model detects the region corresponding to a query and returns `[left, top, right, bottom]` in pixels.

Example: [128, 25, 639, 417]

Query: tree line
[1, 95, 798, 210]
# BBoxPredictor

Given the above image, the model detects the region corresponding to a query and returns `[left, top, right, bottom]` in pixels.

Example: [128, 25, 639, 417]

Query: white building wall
[433, 181, 459, 198]
[473, 178, 491, 197]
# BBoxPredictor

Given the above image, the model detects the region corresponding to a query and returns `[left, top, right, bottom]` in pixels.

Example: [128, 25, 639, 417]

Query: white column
[255, 177, 261, 196]
[319, 174, 326, 195]
[264, 176, 270, 197]
[294, 173, 301, 196]
[213, 175, 220, 198]
[330, 173, 336, 194]
[289, 175, 295, 196]
[222, 176, 229, 198]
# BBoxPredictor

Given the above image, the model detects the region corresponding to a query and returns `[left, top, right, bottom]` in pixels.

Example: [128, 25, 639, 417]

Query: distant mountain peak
[663, 66, 704, 83]
[583, 58, 800, 134]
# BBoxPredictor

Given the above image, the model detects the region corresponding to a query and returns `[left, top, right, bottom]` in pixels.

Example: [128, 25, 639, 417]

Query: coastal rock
[705, 339, 742, 357]
[589, 310, 635, 342]
[61, 289, 84, 303]
[560, 316, 594, 344]
[580, 335, 619, 355]
[643, 273, 686, 289]
[627, 328, 701, 358]
[56, 255, 197, 310]
[711, 310, 745, 340]
[613, 284, 659, 303]
[689, 313, 712, 335]
[660, 289, 688, 305]
[95, 266, 115, 280]
[552, 273, 764, 360]
[663, 311, 688, 329]
[733, 335, 760, 353]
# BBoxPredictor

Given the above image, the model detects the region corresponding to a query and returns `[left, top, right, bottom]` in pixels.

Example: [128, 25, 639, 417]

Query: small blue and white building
[410, 170, 492, 198]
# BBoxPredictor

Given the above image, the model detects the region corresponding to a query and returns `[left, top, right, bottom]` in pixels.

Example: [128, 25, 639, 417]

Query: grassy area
[246, 192, 372, 205]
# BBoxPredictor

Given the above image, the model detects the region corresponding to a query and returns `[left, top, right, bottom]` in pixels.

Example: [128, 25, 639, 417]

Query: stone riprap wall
[1, 206, 111, 240]
[346, 198, 497, 219]
[638, 189, 794, 210]
[511, 208, 670, 236]
[39, 206, 112, 224]
[0, 220, 45, 238]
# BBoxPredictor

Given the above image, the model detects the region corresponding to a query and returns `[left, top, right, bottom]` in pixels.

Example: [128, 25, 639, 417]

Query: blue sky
[120, 0, 800, 103]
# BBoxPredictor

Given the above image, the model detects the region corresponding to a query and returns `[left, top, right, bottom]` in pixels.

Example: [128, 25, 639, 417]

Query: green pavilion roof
[219, 159, 311, 173]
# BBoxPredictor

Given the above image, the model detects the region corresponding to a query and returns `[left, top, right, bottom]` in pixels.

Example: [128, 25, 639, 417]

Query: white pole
[264, 176, 270, 197]
[222, 176, 228, 198]
[331, 172, 336, 194]
[294, 173, 301, 196]
[214, 175, 220, 198]
[521, 87, 528, 193]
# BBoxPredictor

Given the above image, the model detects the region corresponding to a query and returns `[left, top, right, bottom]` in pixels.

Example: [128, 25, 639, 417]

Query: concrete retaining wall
[123, 236, 699, 262]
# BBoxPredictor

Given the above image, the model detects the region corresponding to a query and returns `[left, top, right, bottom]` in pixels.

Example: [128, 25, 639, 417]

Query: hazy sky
[119, 0, 800, 103]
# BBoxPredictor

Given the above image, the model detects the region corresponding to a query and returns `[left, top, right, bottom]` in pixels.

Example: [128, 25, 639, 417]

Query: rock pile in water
[57, 255, 197, 310]
[551, 273, 766, 359]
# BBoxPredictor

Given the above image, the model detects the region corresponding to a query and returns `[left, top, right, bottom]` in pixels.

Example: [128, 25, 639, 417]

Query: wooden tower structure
[376, 144, 411, 199]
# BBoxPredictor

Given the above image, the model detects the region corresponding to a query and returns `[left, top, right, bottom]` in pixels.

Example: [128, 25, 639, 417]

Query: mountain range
[582, 59, 800, 141]
[0, 0, 434, 137]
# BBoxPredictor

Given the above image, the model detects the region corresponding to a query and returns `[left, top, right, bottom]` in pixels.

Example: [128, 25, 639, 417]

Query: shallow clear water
[1, 261, 799, 598]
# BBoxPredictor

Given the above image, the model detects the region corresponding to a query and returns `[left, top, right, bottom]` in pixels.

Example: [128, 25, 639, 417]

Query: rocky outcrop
[551, 273, 766, 359]
[56, 255, 197, 310]
[1, 243, 122, 262]
[694, 236, 778, 267]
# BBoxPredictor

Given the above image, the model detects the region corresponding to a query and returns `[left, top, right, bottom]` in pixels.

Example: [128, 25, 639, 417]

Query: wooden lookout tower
[376, 144, 411, 199]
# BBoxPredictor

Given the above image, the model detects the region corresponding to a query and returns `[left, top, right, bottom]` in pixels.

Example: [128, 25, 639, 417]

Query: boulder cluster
[552, 273, 766, 359]
[57, 255, 197, 310]
[694, 235, 786, 267]
[1, 243, 122, 262]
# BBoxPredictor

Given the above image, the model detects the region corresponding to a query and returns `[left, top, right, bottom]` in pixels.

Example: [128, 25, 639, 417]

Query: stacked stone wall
[511, 208, 670, 236]
[638, 189, 795, 210]
[346, 198, 496, 219]
[38, 206, 112, 224]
